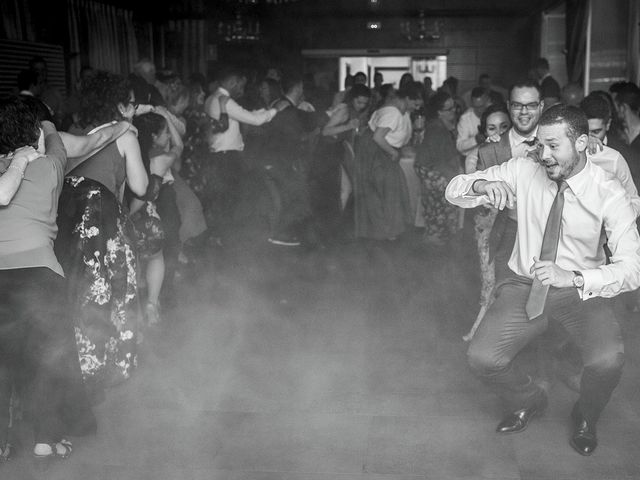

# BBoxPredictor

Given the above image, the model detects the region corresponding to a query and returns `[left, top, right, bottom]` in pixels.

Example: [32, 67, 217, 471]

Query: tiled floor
[5, 223, 640, 480]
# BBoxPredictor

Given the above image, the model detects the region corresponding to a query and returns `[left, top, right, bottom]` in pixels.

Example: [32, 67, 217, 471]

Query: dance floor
[6, 214, 640, 480]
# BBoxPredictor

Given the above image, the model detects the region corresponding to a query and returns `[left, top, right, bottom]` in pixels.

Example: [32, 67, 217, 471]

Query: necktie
[525, 181, 569, 320]
[523, 137, 537, 147]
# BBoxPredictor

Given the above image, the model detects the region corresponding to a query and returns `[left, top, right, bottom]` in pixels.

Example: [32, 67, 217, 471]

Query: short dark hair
[616, 84, 640, 113]
[0, 95, 41, 154]
[479, 73, 490, 82]
[580, 94, 611, 122]
[281, 72, 303, 95]
[17, 69, 39, 91]
[345, 84, 371, 103]
[471, 86, 488, 100]
[353, 71, 367, 82]
[535, 58, 550, 70]
[479, 102, 510, 136]
[508, 79, 542, 101]
[538, 104, 589, 143]
[397, 82, 422, 101]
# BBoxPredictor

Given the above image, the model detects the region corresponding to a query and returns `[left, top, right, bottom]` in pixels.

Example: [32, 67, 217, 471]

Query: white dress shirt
[205, 87, 277, 152]
[509, 127, 538, 158]
[588, 145, 640, 216]
[368, 106, 412, 148]
[445, 157, 640, 299]
[456, 108, 480, 155]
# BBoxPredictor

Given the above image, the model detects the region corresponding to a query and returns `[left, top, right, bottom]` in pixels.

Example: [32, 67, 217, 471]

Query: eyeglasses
[509, 101, 540, 111]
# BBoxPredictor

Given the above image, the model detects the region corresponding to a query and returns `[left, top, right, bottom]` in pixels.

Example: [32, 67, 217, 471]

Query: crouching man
[445, 104, 640, 456]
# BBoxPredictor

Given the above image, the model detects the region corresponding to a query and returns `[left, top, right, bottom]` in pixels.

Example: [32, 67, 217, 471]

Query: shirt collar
[510, 127, 538, 146]
[563, 159, 592, 197]
[217, 87, 230, 96]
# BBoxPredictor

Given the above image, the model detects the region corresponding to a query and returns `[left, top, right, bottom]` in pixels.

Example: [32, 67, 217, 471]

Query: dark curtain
[0, 0, 35, 41]
[67, 0, 138, 76]
[565, 0, 589, 84]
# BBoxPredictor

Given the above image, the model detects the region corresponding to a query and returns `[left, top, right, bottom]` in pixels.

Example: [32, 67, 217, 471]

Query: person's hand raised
[12, 145, 44, 163]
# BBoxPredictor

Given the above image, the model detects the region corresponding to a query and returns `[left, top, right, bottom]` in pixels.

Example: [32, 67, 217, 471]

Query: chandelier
[217, 0, 301, 43]
[400, 10, 442, 42]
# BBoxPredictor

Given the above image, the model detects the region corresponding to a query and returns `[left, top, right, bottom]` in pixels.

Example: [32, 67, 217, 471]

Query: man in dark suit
[478, 80, 544, 283]
[262, 73, 328, 246]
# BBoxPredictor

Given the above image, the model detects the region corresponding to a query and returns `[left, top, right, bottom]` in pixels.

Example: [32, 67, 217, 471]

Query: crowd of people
[2, 52, 640, 462]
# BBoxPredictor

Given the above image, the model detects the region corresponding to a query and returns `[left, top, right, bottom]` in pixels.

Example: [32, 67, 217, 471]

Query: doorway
[339, 55, 447, 90]
[302, 48, 449, 92]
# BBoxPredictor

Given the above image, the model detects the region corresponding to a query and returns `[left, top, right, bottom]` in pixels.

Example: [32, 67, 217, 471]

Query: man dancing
[445, 104, 640, 456]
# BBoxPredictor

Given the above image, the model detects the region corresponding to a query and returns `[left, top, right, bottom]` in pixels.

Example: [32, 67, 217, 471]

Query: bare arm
[0, 147, 43, 206]
[155, 106, 184, 171]
[372, 127, 399, 161]
[116, 130, 148, 197]
[321, 105, 353, 137]
[60, 121, 131, 174]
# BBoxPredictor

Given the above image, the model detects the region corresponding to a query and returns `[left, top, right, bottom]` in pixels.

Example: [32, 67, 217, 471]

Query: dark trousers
[467, 275, 623, 424]
[157, 184, 181, 306]
[265, 164, 312, 239]
[0, 268, 94, 444]
[492, 215, 518, 286]
[202, 151, 243, 236]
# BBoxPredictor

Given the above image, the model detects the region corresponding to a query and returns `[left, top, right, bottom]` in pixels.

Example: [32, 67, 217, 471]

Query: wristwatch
[572, 271, 584, 289]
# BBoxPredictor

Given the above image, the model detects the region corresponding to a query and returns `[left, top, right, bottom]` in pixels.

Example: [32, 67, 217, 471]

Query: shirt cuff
[580, 268, 604, 300]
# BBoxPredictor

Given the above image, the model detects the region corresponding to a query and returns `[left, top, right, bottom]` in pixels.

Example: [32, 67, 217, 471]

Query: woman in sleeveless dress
[55, 71, 148, 398]
[131, 108, 183, 326]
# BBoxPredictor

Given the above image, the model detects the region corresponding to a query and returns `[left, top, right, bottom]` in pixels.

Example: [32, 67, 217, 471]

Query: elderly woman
[0, 96, 97, 461]
[354, 83, 422, 241]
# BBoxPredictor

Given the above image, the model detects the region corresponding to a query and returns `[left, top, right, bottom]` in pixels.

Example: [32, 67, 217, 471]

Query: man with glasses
[477, 80, 544, 284]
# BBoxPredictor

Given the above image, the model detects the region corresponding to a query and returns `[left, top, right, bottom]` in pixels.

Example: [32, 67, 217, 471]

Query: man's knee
[467, 343, 510, 377]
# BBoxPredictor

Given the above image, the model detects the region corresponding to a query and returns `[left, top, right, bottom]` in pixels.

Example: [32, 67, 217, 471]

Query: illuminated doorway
[302, 48, 448, 91]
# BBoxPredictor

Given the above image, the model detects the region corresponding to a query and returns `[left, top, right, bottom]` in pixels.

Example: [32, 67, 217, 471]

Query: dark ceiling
[121, 0, 564, 21]
[278, 0, 563, 18]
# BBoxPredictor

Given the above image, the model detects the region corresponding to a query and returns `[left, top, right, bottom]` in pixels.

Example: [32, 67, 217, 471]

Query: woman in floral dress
[55, 71, 148, 397]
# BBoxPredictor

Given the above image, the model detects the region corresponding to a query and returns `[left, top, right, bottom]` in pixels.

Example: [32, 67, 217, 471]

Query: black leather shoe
[570, 404, 598, 456]
[496, 396, 547, 434]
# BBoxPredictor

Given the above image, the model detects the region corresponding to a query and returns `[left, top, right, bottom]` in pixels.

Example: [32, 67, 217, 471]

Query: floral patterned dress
[55, 176, 139, 394]
[415, 118, 463, 245]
